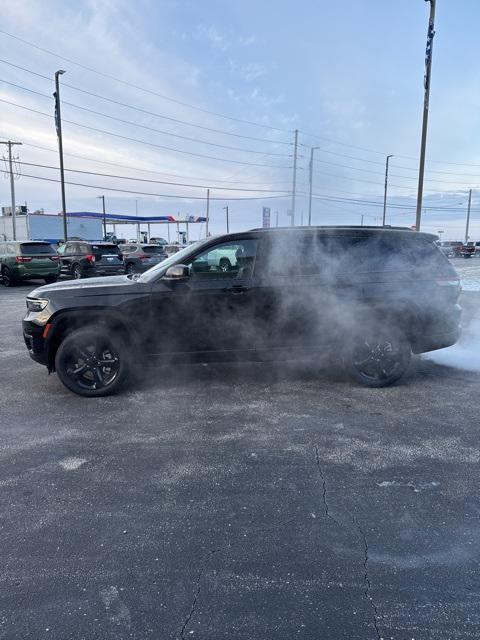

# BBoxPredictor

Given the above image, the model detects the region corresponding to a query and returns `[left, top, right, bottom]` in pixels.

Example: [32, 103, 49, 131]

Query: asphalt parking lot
[1, 280, 480, 640]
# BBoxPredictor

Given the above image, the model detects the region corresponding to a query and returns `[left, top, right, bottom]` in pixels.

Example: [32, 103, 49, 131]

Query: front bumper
[22, 320, 47, 366]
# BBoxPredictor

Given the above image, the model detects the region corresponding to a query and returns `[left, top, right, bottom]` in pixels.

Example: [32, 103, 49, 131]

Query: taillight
[436, 277, 460, 287]
[49, 255, 60, 262]
[85, 254, 95, 264]
[16, 256, 32, 263]
[139, 255, 149, 260]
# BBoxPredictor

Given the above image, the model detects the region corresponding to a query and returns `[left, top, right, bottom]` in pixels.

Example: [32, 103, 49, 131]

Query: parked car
[438, 241, 474, 258]
[57, 241, 124, 279]
[120, 243, 168, 274]
[149, 237, 168, 245]
[23, 226, 461, 397]
[0, 241, 60, 287]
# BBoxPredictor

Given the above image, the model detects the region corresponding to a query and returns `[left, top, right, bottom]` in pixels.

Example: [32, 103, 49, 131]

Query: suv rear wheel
[55, 326, 128, 397]
[346, 330, 411, 388]
[72, 263, 84, 279]
[219, 258, 231, 272]
[1, 267, 14, 287]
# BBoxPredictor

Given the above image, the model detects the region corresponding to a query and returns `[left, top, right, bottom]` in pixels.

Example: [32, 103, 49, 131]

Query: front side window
[186, 240, 257, 280]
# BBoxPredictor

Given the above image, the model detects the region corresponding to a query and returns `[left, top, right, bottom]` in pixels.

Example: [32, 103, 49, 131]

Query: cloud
[194, 24, 229, 52]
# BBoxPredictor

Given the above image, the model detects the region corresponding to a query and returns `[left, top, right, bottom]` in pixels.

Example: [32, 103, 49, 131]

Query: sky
[1, 0, 480, 240]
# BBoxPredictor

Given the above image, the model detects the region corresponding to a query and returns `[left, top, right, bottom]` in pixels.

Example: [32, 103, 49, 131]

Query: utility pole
[308, 146, 320, 226]
[361, 214, 364, 227]
[54, 69, 68, 241]
[465, 189, 472, 244]
[205, 189, 210, 237]
[97, 195, 107, 239]
[275, 210, 279, 227]
[223, 205, 229, 233]
[0, 140, 22, 240]
[291, 129, 299, 226]
[383, 155, 394, 226]
[415, 0, 436, 231]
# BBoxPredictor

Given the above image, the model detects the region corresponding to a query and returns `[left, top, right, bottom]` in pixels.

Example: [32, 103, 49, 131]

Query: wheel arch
[46, 309, 133, 372]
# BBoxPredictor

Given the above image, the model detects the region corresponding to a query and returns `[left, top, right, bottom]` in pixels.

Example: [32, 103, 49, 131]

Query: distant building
[0, 210, 102, 243]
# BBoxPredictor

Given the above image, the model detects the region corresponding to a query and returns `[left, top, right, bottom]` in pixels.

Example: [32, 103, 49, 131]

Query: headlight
[26, 298, 49, 312]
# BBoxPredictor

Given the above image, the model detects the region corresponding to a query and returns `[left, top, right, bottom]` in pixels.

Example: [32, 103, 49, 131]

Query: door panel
[149, 239, 258, 356]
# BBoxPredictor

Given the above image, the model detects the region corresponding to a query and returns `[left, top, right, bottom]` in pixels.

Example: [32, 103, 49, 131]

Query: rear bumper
[84, 266, 124, 277]
[411, 304, 462, 354]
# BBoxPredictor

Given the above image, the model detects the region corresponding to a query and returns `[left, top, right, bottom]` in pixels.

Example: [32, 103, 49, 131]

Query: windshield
[138, 239, 210, 282]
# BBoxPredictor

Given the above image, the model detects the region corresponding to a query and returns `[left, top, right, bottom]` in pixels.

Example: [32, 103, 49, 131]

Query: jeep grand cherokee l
[23, 227, 461, 397]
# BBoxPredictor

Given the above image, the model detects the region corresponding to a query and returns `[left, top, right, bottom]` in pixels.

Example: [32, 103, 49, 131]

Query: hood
[28, 275, 142, 299]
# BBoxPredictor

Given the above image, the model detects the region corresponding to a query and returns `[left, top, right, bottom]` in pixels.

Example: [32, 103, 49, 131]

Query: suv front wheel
[346, 330, 411, 388]
[55, 327, 128, 397]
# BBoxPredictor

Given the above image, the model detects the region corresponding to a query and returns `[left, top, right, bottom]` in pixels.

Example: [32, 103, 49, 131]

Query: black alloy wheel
[347, 332, 411, 388]
[1, 267, 13, 287]
[55, 327, 128, 397]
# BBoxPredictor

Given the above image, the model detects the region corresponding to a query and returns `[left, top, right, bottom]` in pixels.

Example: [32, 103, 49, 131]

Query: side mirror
[164, 264, 190, 280]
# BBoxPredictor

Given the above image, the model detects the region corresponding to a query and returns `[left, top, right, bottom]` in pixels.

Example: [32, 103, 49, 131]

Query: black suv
[23, 227, 461, 397]
[121, 243, 168, 274]
[57, 241, 124, 279]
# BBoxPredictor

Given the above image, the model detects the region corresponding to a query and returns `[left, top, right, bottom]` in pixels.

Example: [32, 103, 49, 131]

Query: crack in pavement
[314, 444, 341, 526]
[175, 515, 298, 638]
[355, 519, 382, 640]
[313, 445, 383, 640]
[177, 548, 220, 640]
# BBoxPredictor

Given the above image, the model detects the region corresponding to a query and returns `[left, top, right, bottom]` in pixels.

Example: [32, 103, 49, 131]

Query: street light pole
[0, 140, 22, 240]
[97, 195, 107, 239]
[308, 146, 320, 226]
[54, 69, 68, 242]
[415, 0, 436, 231]
[291, 129, 299, 226]
[465, 189, 472, 244]
[223, 205, 229, 233]
[382, 154, 394, 226]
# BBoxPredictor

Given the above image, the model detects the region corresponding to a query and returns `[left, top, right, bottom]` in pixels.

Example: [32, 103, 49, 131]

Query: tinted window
[143, 246, 166, 254]
[78, 243, 90, 254]
[91, 244, 120, 255]
[21, 243, 55, 255]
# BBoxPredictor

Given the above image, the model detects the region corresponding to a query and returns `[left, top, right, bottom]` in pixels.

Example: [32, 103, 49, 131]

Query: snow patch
[59, 457, 86, 470]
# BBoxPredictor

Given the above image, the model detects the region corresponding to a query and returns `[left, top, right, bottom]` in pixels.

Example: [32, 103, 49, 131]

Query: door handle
[224, 285, 249, 295]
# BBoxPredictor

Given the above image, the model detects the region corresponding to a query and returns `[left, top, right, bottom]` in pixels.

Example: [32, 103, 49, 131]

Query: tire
[44, 276, 57, 284]
[72, 263, 84, 279]
[346, 329, 411, 388]
[219, 258, 231, 272]
[126, 262, 138, 275]
[1, 267, 14, 287]
[55, 326, 129, 397]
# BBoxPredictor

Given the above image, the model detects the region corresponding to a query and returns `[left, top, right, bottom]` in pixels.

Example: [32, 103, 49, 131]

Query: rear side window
[20, 243, 55, 255]
[143, 246, 166, 254]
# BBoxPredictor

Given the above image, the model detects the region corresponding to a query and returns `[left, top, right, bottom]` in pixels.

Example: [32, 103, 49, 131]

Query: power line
[18, 171, 291, 200]
[2, 138, 291, 186]
[0, 78, 292, 157]
[16, 160, 291, 193]
[0, 97, 293, 168]
[0, 29, 289, 132]
[0, 58, 293, 146]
